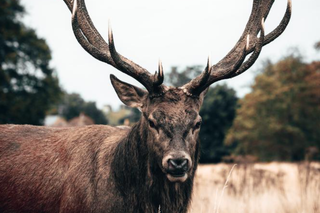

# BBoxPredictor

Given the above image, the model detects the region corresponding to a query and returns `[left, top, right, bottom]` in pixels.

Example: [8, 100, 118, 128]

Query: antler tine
[246, 0, 292, 53]
[63, 0, 73, 12]
[108, 24, 164, 93]
[226, 0, 262, 55]
[261, 0, 292, 46]
[71, 0, 116, 66]
[181, 57, 211, 96]
[154, 60, 164, 86]
[69, 0, 116, 65]
[65, 0, 164, 93]
[183, 31, 250, 95]
[230, 18, 265, 78]
[182, 0, 291, 96]
[76, 0, 107, 49]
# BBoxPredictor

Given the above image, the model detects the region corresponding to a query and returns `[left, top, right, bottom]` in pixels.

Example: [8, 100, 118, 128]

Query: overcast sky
[21, 0, 320, 109]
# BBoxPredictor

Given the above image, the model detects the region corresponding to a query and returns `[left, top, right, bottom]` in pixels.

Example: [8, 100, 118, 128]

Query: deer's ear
[110, 74, 147, 109]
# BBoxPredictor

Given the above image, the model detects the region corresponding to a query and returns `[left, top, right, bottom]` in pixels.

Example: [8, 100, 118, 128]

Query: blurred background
[1, 0, 320, 212]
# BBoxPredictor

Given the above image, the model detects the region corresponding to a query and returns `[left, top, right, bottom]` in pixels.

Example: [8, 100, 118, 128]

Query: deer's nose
[168, 158, 188, 171]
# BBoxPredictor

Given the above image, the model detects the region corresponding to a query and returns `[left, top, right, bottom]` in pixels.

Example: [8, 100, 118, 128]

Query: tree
[165, 66, 202, 87]
[225, 55, 320, 161]
[199, 85, 238, 163]
[0, 0, 62, 125]
[166, 66, 238, 163]
[315, 41, 320, 51]
[58, 93, 108, 125]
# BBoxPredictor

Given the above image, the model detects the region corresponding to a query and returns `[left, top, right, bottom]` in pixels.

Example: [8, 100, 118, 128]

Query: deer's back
[0, 124, 129, 213]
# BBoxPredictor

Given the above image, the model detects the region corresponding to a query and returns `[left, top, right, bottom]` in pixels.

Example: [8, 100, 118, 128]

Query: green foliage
[315, 41, 320, 51]
[58, 93, 108, 125]
[0, 0, 62, 125]
[165, 66, 202, 86]
[225, 55, 320, 161]
[199, 85, 238, 163]
[165, 66, 238, 163]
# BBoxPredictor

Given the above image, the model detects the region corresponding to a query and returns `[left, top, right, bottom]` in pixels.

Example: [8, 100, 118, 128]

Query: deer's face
[144, 89, 204, 182]
[111, 76, 205, 182]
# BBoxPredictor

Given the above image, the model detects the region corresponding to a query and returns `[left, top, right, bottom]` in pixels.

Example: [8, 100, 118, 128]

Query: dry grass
[189, 162, 320, 213]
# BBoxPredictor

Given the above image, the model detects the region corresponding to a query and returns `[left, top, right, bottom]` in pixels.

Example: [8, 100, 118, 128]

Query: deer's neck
[111, 121, 195, 213]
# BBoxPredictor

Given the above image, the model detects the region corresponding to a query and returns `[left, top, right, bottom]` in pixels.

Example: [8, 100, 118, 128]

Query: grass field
[189, 162, 320, 213]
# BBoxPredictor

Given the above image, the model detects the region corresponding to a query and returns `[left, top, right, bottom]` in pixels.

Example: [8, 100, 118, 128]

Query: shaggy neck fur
[111, 120, 200, 213]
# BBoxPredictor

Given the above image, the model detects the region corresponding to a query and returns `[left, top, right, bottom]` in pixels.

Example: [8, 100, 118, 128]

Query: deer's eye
[148, 120, 156, 129]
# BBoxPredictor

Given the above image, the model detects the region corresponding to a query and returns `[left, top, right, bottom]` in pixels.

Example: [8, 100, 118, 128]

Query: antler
[182, 0, 292, 96]
[63, 0, 164, 94]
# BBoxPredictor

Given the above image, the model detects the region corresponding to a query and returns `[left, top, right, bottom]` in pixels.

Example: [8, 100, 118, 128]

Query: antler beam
[64, 0, 164, 94]
[182, 0, 292, 96]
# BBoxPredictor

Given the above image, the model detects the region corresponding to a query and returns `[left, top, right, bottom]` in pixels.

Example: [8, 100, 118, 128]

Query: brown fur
[0, 88, 203, 213]
[0, 125, 124, 212]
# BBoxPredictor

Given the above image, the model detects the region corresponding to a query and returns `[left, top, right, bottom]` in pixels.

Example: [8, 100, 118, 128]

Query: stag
[0, 0, 291, 212]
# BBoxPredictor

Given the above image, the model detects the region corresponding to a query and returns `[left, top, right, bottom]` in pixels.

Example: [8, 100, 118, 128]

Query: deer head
[64, 0, 291, 182]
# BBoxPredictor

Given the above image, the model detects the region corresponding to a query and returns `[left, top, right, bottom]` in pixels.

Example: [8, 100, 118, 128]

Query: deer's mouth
[166, 172, 188, 182]
[165, 167, 189, 182]
[168, 170, 186, 177]
[160, 163, 189, 182]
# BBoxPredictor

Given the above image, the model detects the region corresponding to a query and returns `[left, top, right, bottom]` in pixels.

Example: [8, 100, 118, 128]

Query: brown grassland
[189, 162, 320, 213]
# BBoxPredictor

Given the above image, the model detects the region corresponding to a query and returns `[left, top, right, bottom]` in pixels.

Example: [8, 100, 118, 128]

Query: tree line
[1, 0, 319, 162]
[0, 0, 107, 126]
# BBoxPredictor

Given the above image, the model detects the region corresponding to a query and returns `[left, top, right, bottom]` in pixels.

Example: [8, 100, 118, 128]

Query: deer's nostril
[168, 159, 188, 170]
